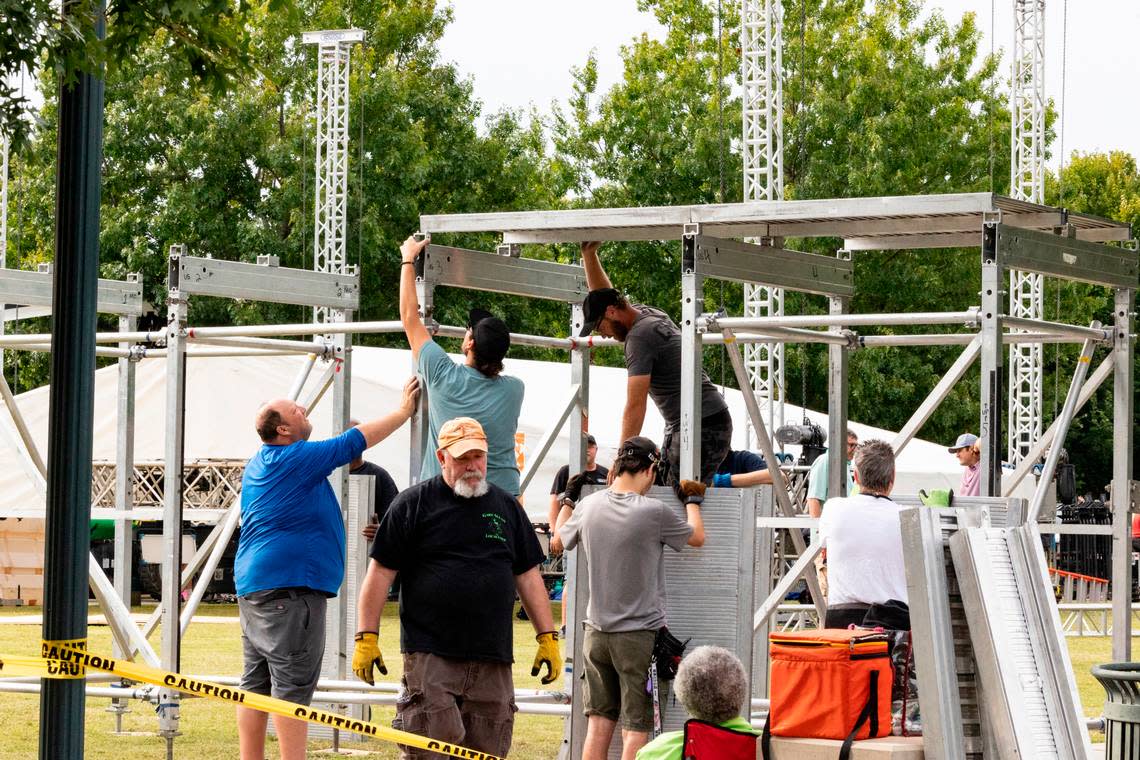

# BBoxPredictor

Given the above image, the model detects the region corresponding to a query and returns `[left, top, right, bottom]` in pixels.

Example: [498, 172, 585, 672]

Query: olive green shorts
[581, 626, 656, 732]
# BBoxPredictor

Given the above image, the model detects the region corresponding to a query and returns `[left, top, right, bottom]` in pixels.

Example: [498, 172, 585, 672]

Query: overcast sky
[438, 0, 1140, 170]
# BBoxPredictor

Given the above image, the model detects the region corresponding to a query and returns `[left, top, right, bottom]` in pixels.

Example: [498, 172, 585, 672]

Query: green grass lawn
[0, 602, 564, 759]
[0, 603, 1131, 758]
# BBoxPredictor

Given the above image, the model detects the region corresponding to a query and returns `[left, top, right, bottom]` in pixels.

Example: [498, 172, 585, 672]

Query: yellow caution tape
[40, 639, 88, 679]
[1, 643, 505, 760]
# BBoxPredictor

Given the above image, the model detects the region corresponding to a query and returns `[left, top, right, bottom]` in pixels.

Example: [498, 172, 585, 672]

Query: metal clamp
[697, 310, 724, 334]
[496, 243, 521, 258]
[983, 210, 1002, 225]
[683, 222, 700, 237]
[256, 255, 280, 267]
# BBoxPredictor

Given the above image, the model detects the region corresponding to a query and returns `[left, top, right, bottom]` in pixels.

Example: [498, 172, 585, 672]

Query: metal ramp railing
[950, 524, 1091, 759]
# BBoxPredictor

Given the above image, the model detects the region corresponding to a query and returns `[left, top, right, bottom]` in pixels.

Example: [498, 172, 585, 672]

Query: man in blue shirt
[234, 377, 419, 760]
[399, 235, 525, 495]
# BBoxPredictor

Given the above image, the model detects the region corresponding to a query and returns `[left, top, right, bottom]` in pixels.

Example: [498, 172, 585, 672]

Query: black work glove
[673, 479, 707, 506]
[560, 472, 588, 507]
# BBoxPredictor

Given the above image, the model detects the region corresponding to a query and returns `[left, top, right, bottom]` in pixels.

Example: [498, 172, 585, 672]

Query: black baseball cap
[586, 433, 597, 447]
[467, 308, 510, 364]
[579, 288, 623, 337]
[616, 436, 660, 468]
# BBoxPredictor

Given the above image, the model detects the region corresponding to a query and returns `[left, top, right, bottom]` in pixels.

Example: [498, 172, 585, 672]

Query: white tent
[0, 345, 971, 520]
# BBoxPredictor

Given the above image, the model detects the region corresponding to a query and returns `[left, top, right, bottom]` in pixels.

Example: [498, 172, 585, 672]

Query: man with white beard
[352, 417, 561, 759]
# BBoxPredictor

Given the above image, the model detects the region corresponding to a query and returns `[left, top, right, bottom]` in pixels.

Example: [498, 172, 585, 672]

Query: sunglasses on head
[620, 447, 660, 464]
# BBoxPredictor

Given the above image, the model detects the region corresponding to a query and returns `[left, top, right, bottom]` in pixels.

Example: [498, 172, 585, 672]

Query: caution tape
[0, 642, 505, 760]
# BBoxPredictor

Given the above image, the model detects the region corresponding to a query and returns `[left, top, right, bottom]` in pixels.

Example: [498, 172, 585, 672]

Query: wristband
[713, 472, 732, 488]
[401, 261, 415, 267]
[354, 631, 378, 640]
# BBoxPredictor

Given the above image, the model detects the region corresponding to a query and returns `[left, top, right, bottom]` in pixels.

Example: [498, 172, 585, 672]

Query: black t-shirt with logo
[370, 475, 545, 663]
[549, 464, 610, 496]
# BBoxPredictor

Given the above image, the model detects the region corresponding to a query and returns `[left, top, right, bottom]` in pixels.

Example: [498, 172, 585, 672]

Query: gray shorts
[581, 627, 656, 732]
[238, 588, 327, 705]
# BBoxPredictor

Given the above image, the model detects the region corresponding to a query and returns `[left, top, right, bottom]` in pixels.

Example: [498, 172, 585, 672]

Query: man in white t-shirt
[817, 439, 908, 629]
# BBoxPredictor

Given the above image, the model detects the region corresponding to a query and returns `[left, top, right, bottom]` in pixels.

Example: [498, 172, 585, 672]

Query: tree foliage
[0, 0, 286, 144]
[2, 0, 1136, 491]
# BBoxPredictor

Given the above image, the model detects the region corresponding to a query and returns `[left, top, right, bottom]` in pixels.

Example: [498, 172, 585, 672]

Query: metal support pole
[324, 307, 353, 716]
[287, 352, 318, 400]
[409, 274, 434, 484]
[827, 296, 848, 500]
[979, 223, 1004, 496]
[715, 310, 980, 330]
[561, 304, 590, 760]
[158, 248, 188, 739]
[891, 338, 981, 455]
[1025, 334, 1097, 522]
[113, 315, 137, 667]
[679, 234, 703, 481]
[1112, 288, 1135, 661]
[40, 2, 105, 755]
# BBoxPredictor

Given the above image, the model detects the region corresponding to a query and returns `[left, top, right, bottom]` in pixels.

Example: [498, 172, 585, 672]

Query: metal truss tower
[742, 0, 786, 438]
[303, 28, 363, 324]
[1008, 0, 1046, 464]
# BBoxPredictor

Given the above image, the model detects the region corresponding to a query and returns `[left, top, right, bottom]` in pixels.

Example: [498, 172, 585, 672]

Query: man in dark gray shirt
[579, 241, 732, 485]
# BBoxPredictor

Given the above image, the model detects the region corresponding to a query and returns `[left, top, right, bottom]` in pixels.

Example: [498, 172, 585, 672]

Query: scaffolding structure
[0, 187, 1130, 757]
[1008, 0, 1048, 466]
[741, 0, 786, 440]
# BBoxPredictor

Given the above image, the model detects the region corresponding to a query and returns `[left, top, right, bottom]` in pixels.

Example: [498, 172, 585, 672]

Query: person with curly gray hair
[636, 646, 756, 759]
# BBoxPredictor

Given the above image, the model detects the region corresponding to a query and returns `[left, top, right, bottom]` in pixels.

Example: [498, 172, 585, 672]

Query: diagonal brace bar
[892, 337, 981, 456]
[754, 541, 824, 632]
[1002, 354, 1114, 497]
[518, 385, 581, 495]
[721, 329, 826, 618]
[1026, 335, 1099, 522]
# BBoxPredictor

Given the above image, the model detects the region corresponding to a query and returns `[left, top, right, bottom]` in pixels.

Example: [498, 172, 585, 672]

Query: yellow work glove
[352, 631, 386, 684]
[531, 631, 562, 685]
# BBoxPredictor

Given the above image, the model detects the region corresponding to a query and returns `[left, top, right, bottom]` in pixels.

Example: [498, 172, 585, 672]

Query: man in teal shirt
[805, 429, 858, 519]
[805, 428, 857, 600]
[399, 235, 525, 495]
[637, 645, 756, 759]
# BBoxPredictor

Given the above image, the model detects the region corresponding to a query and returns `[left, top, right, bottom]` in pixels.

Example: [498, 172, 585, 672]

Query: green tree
[1, 0, 284, 144]
[553, 0, 1012, 445]
[1041, 151, 1140, 492]
[5, 0, 571, 392]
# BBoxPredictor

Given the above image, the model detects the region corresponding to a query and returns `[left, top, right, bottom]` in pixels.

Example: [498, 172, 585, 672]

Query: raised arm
[580, 241, 613, 291]
[354, 376, 420, 448]
[399, 235, 433, 358]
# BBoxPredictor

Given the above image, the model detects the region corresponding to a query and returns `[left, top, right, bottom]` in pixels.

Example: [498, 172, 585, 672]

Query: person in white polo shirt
[818, 439, 908, 629]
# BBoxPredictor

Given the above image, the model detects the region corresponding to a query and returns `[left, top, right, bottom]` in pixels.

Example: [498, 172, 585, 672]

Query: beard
[609, 319, 629, 342]
[452, 473, 490, 499]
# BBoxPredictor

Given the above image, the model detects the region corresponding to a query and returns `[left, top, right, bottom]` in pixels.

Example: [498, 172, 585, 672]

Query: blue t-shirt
[717, 449, 766, 476]
[235, 428, 367, 596]
[417, 340, 525, 495]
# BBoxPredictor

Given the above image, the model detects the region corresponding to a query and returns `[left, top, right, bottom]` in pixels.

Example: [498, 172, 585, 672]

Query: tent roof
[0, 346, 973, 519]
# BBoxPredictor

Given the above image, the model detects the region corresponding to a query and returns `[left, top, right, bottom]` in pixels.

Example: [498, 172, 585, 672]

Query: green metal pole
[39, 2, 105, 757]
